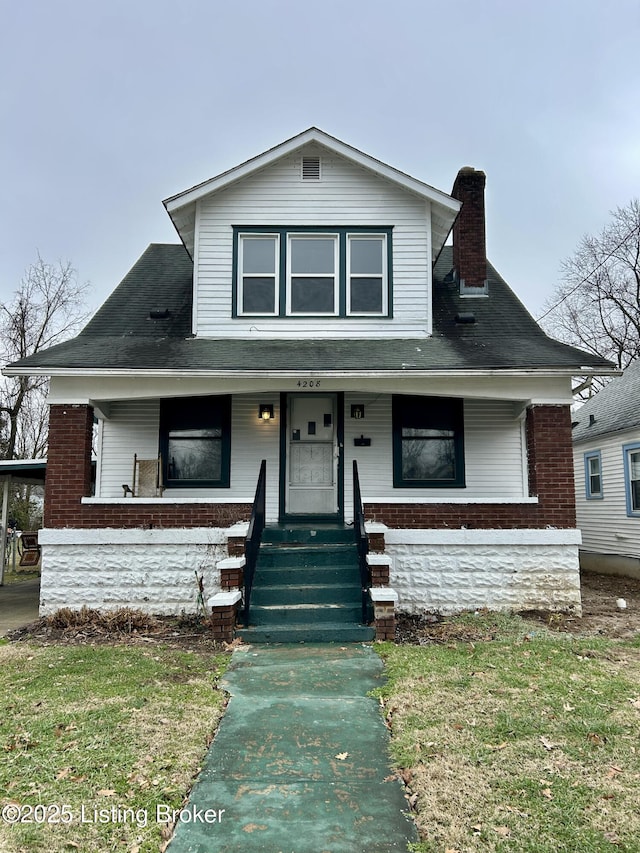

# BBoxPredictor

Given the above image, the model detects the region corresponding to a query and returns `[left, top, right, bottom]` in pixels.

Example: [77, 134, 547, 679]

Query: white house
[5, 129, 615, 638]
[573, 359, 640, 579]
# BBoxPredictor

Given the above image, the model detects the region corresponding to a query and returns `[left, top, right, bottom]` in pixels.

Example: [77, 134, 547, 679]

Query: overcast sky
[2, 0, 639, 323]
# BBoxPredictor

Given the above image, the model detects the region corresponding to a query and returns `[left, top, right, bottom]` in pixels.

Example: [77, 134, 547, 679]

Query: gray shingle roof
[572, 359, 640, 443]
[7, 244, 614, 375]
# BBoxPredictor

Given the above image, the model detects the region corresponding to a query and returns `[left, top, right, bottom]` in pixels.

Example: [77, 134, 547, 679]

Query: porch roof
[5, 244, 614, 376]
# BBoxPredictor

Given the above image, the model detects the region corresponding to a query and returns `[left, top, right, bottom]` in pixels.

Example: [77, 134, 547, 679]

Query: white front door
[286, 394, 338, 515]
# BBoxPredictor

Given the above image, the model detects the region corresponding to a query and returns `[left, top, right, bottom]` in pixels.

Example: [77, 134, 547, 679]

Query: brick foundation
[220, 567, 244, 590]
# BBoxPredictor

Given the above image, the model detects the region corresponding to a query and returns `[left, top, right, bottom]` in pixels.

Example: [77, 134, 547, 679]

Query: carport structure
[0, 459, 46, 585]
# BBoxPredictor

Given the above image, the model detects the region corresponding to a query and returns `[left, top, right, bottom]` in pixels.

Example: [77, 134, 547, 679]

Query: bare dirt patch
[396, 571, 640, 644]
[525, 571, 640, 638]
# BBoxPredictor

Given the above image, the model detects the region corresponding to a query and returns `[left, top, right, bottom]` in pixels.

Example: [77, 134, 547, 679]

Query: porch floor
[167, 643, 417, 852]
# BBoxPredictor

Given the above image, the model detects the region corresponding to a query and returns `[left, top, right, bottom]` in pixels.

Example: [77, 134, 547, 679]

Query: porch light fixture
[351, 404, 365, 420]
[259, 404, 274, 422]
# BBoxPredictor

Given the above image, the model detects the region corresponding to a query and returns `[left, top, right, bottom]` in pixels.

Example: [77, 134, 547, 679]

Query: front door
[284, 394, 340, 517]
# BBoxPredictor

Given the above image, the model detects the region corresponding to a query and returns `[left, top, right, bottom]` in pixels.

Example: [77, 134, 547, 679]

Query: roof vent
[589, 414, 596, 426]
[302, 156, 321, 181]
[455, 312, 476, 324]
[149, 309, 170, 319]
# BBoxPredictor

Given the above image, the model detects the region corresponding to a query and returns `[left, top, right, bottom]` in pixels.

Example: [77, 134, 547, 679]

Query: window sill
[82, 497, 250, 505]
[365, 496, 539, 504]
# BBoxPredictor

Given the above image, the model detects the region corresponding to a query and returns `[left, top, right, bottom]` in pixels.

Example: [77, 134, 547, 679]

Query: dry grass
[377, 617, 640, 852]
[0, 641, 229, 853]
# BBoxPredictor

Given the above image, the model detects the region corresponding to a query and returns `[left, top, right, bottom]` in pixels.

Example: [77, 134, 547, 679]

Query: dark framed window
[233, 226, 392, 318]
[392, 395, 465, 488]
[160, 396, 231, 488]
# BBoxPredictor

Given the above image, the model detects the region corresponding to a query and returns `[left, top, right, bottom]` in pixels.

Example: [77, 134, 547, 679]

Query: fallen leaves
[334, 752, 349, 761]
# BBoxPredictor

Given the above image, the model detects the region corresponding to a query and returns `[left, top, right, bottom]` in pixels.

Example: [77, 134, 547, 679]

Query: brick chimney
[451, 167, 487, 293]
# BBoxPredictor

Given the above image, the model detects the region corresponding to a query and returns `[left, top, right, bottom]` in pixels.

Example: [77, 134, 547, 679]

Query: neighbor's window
[234, 227, 392, 318]
[584, 450, 603, 499]
[392, 395, 465, 488]
[160, 396, 231, 488]
[623, 443, 640, 516]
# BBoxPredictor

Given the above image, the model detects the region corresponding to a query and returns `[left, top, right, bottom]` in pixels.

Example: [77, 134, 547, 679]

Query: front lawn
[0, 640, 229, 852]
[377, 615, 640, 852]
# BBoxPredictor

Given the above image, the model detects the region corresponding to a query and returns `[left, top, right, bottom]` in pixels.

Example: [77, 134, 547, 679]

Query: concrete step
[249, 603, 363, 626]
[254, 565, 361, 586]
[257, 544, 358, 569]
[261, 525, 354, 546]
[236, 622, 376, 644]
[251, 583, 362, 607]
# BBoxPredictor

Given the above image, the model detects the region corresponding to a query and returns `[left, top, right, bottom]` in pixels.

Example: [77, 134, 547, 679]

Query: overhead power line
[536, 222, 640, 323]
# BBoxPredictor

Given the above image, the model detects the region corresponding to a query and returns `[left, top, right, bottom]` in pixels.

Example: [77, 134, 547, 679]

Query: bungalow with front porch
[5, 128, 614, 641]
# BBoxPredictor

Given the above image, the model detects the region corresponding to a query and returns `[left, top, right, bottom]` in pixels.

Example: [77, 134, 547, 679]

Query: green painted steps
[261, 525, 354, 545]
[251, 582, 360, 606]
[237, 525, 375, 643]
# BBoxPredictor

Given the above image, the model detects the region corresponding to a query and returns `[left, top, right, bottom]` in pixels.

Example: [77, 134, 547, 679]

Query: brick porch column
[44, 404, 94, 528]
[526, 404, 577, 528]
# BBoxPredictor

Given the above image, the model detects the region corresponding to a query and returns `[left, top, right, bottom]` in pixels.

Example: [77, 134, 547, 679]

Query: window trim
[346, 233, 388, 316]
[233, 226, 393, 319]
[286, 233, 340, 316]
[623, 442, 640, 517]
[159, 395, 231, 489]
[392, 395, 465, 489]
[236, 233, 280, 316]
[584, 450, 603, 500]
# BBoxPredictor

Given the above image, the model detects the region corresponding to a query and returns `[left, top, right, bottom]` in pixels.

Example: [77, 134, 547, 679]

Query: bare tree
[540, 199, 640, 396]
[0, 255, 89, 461]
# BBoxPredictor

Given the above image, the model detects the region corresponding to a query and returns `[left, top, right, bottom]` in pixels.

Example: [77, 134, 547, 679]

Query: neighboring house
[572, 359, 640, 578]
[5, 128, 614, 629]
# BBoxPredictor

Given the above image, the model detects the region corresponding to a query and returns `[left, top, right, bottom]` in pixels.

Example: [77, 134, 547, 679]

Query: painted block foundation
[386, 529, 582, 615]
[37, 527, 582, 619]
[38, 529, 227, 615]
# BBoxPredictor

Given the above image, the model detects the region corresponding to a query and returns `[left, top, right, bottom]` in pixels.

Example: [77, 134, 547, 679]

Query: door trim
[279, 391, 344, 523]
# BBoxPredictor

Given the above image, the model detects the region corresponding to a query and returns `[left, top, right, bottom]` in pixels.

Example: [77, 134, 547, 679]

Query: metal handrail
[353, 460, 372, 624]
[243, 459, 266, 627]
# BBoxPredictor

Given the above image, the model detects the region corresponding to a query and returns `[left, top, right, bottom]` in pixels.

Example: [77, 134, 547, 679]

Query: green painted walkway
[167, 644, 418, 853]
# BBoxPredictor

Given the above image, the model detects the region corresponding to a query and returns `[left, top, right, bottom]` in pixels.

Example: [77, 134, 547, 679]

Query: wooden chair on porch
[122, 454, 164, 497]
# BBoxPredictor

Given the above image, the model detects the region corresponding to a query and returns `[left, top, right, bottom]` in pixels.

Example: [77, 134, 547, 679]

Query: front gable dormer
[163, 128, 460, 339]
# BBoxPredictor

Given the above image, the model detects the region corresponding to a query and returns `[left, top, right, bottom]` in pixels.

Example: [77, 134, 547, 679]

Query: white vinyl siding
[97, 396, 281, 520]
[574, 429, 640, 560]
[195, 149, 430, 337]
[97, 400, 160, 498]
[97, 395, 528, 526]
[344, 396, 527, 510]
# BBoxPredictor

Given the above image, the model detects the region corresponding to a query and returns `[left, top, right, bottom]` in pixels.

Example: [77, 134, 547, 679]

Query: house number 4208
[297, 380, 321, 388]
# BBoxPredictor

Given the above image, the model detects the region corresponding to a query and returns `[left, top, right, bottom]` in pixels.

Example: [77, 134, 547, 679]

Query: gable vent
[302, 156, 321, 181]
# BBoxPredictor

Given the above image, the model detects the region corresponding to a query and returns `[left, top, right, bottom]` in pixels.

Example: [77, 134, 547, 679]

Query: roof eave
[3, 365, 622, 380]
[162, 128, 461, 215]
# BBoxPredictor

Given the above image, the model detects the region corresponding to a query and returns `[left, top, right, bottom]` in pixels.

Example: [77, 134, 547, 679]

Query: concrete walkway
[0, 577, 40, 635]
[168, 644, 417, 853]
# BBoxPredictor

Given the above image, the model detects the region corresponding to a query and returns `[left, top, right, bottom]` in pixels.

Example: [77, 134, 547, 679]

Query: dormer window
[233, 227, 392, 318]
